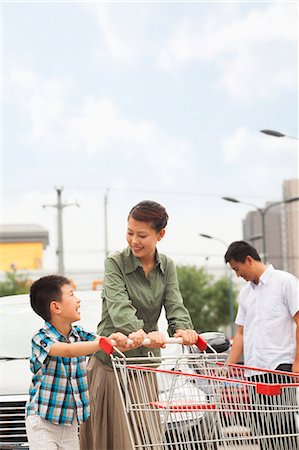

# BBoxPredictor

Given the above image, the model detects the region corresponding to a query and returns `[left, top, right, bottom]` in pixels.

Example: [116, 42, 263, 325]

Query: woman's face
[126, 217, 165, 261]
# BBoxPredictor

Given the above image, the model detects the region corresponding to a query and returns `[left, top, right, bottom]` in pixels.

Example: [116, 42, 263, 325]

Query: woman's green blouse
[95, 246, 193, 364]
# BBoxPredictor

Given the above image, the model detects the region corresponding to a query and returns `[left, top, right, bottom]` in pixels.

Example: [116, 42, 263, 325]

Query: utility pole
[43, 186, 79, 275]
[104, 188, 109, 258]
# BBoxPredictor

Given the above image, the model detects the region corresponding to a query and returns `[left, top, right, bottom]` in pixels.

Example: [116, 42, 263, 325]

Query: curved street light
[222, 196, 299, 264]
[198, 233, 235, 338]
[199, 233, 228, 248]
[260, 129, 298, 140]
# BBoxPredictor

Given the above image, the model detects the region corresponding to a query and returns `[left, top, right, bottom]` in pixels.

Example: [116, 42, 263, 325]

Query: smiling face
[50, 284, 81, 325]
[126, 217, 165, 263]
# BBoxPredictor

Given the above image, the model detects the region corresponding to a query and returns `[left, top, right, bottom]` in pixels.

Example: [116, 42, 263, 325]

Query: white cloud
[3, 1, 298, 277]
[89, 3, 153, 63]
[83, 3, 297, 100]
[157, 3, 297, 100]
[221, 127, 298, 194]
[9, 70, 197, 186]
[10, 70, 68, 142]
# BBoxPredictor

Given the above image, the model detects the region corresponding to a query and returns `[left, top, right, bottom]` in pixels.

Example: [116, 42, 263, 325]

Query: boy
[25, 275, 128, 450]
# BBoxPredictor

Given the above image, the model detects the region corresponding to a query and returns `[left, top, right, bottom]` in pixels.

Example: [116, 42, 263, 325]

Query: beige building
[243, 178, 299, 278]
[243, 205, 283, 269]
[283, 179, 299, 278]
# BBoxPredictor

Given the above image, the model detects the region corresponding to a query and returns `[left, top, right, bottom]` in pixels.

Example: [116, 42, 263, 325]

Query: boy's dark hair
[30, 275, 71, 322]
[128, 200, 169, 232]
[224, 240, 261, 263]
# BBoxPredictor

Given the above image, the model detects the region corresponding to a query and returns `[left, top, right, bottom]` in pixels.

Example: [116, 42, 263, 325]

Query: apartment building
[243, 205, 283, 269]
[283, 179, 299, 278]
[243, 178, 299, 277]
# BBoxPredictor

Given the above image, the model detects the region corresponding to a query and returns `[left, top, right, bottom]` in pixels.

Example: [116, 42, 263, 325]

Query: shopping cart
[213, 362, 299, 450]
[99, 336, 299, 450]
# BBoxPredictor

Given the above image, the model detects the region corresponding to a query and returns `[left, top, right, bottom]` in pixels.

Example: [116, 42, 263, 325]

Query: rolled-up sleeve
[163, 258, 194, 336]
[102, 257, 144, 333]
[30, 333, 55, 371]
[75, 325, 97, 341]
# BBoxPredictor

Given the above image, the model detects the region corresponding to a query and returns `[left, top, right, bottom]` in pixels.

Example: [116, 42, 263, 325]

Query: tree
[0, 269, 31, 297]
[176, 265, 236, 332]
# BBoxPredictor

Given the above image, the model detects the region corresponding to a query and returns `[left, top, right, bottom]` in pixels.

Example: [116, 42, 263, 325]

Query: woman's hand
[128, 329, 147, 349]
[144, 331, 167, 348]
[174, 329, 198, 345]
[108, 332, 130, 351]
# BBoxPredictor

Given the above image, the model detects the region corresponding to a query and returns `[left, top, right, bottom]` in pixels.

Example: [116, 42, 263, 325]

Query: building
[243, 204, 283, 269]
[0, 224, 49, 271]
[283, 179, 299, 278]
[242, 178, 299, 278]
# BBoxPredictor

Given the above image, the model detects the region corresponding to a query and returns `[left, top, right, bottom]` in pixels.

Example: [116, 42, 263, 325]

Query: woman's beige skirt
[79, 356, 133, 450]
[79, 355, 162, 450]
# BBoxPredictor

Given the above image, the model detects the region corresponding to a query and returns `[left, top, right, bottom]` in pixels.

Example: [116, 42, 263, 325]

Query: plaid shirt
[26, 322, 96, 425]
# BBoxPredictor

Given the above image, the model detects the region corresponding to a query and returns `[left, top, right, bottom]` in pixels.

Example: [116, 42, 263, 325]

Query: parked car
[0, 291, 229, 449]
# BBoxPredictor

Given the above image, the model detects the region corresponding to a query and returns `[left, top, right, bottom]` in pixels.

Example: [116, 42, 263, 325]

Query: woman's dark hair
[224, 240, 261, 263]
[30, 275, 71, 322]
[128, 200, 169, 232]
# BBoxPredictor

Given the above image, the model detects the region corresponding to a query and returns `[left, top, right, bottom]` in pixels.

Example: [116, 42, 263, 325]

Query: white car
[0, 291, 228, 449]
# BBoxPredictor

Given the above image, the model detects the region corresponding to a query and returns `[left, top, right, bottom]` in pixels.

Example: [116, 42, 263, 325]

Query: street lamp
[199, 233, 227, 248]
[198, 233, 235, 338]
[248, 234, 263, 243]
[260, 129, 298, 140]
[222, 196, 299, 264]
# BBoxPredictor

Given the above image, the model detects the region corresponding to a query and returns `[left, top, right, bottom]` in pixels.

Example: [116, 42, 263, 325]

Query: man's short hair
[30, 275, 71, 322]
[224, 240, 261, 263]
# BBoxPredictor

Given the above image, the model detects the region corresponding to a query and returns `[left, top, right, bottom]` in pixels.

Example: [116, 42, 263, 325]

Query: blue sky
[1, 1, 298, 272]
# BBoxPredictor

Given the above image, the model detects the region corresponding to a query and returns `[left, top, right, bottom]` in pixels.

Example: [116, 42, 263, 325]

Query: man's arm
[292, 312, 299, 373]
[227, 325, 244, 364]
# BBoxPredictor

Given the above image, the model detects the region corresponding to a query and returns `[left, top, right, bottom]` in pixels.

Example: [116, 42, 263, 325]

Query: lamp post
[260, 129, 298, 140]
[222, 196, 299, 264]
[198, 233, 235, 338]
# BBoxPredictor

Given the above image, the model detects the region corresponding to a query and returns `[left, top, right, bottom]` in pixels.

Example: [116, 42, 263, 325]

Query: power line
[3, 185, 279, 200]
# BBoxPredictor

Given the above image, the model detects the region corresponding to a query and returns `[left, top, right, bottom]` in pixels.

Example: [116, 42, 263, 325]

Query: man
[224, 241, 299, 450]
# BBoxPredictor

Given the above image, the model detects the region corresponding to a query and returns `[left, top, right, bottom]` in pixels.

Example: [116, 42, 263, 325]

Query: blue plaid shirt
[26, 322, 96, 425]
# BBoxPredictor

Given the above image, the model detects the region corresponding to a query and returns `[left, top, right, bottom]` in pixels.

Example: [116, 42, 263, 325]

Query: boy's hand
[108, 332, 130, 351]
[128, 329, 147, 349]
[174, 329, 198, 345]
[144, 331, 166, 348]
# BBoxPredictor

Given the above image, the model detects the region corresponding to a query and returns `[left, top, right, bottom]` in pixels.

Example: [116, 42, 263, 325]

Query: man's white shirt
[235, 264, 299, 375]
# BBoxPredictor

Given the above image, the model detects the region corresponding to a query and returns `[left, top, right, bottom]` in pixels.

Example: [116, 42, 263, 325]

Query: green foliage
[0, 269, 31, 297]
[177, 265, 237, 333]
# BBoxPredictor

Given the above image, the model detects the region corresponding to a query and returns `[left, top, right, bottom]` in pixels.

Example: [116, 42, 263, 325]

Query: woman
[80, 200, 197, 450]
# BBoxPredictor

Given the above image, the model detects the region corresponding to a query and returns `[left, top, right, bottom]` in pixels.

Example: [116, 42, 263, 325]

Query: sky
[1, 0, 298, 274]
